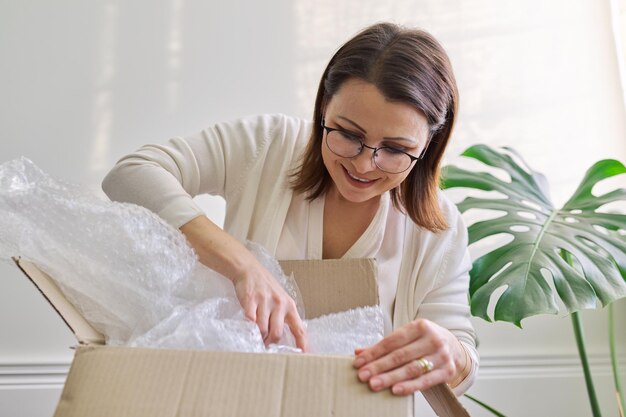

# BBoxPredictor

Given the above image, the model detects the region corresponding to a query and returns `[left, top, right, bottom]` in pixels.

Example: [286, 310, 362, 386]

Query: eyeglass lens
[325, 130, 413, 174]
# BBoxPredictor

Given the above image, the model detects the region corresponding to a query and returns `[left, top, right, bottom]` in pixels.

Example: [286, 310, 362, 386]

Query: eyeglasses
[321, 120, 426, 174]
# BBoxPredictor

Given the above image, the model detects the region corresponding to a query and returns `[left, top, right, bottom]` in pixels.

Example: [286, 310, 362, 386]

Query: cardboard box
[14, 257, 469, 417]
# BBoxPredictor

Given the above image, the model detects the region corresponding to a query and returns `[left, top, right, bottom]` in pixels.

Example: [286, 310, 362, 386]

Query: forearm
[179, 215, 255, 283]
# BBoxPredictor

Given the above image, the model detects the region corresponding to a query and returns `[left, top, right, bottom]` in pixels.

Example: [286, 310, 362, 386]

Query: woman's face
[321, 78, 429, 205]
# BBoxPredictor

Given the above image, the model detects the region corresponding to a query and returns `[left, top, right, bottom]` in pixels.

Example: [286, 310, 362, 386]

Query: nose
[350, 145, 377, 174]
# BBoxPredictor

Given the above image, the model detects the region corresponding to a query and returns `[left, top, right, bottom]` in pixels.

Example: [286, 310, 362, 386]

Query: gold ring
[417, 357, 434, 373]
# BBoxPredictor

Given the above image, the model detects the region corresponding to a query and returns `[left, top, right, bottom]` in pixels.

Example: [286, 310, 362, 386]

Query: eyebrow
[336, 115, 419, 146]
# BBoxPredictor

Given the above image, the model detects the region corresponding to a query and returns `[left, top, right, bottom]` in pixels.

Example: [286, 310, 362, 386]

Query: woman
[103, 22, 478, 396]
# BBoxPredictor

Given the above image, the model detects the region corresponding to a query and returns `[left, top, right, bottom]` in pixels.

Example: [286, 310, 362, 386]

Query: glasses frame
[321, 119, 427, 174]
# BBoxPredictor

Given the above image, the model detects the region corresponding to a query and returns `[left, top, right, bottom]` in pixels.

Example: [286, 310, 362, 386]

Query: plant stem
[572, 311, 603, 417]
[561, 248, 603, 417]
[463, 394, 508, 417]
[609, 302, 625, 417]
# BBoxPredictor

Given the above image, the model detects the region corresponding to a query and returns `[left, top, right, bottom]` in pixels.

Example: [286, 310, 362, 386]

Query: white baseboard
[0, 362, 69, 389]
[478, 353, 626, 378]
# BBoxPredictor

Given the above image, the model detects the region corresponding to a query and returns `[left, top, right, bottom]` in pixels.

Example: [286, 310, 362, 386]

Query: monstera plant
[441, 145, 626, 417]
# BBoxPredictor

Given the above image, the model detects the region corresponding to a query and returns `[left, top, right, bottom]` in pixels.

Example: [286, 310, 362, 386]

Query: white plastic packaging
[0, 157, 383, 354]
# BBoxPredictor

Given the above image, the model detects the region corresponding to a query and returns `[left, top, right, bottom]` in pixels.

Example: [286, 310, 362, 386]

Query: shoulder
[206, 114, 312, 160]
[217, 114, 311, 140]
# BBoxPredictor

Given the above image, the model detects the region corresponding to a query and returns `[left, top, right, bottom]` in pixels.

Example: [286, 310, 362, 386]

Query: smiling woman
[102, 22, 477, 398]
[319, 78, 428, 206]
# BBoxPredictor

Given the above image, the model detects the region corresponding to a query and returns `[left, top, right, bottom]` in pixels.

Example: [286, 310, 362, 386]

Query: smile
[348, 172, 373, 183]
[343, 167, 377, 184]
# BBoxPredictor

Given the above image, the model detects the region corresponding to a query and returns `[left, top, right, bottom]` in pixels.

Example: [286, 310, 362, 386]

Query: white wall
[1, 1, 626, 416]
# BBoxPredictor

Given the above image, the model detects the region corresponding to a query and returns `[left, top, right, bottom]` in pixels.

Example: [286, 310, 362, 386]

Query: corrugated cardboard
[15, 259, 105, 346]
[280, 258, 379, 319]
[13, 257, 469, 417]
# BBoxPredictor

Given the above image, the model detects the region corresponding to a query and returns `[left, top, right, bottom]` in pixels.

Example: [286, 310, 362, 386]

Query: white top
[102, 113, 478, 395]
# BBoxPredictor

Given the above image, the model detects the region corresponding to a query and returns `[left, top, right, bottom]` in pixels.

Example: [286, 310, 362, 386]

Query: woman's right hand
[232, 260, 309, 351]
[180, 215, 309, 352]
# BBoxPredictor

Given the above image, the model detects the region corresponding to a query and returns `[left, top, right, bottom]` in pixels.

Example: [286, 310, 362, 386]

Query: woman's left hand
[353, 318, 466, 396]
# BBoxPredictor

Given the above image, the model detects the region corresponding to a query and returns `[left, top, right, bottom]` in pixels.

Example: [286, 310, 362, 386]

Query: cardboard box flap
[13, 257, 105, 345]
[280, 258, 378, 319]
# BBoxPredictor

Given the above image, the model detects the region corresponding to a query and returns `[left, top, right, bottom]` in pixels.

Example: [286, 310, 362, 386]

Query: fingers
[267, 299, 309, 352]
[356, 337, 432, 383]
[364, 356, 453, 395]
[256, 300, 270, 341]
[237, 276, 307, 350]
[240, 291, 273, 341]
[390, 368, 450, 396]
[355, 319, 427, 365]
[366, 356, 438, 392]
[267, 308, 285, 343]
[353, 319, 459, 396]
[285, 308, 309, 352]
[254, 296, 286, 345]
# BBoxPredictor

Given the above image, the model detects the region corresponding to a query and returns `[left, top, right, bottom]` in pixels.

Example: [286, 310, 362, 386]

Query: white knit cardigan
[103, 114, 478, 394]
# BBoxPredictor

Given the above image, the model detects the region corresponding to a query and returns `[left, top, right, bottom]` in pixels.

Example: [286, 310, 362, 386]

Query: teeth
[348, 171, 372, 183]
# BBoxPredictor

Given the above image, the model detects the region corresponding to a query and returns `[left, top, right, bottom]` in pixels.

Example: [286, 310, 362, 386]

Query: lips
[347, 171, 373, 183]
[342, 166, 378, 187]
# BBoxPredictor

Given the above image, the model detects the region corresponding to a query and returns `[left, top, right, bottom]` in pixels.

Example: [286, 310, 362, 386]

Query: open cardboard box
[14, 257, 469, 417]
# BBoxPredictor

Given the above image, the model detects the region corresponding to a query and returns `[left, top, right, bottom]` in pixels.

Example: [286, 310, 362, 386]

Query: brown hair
[290, 22, 458, 232]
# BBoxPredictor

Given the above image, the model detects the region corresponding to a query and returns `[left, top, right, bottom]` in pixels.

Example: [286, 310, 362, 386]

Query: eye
[337, 129, 362, 143]
[380, 145, 406, 155]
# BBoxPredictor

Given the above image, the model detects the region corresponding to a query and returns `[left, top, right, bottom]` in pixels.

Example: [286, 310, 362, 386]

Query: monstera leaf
[441, 145, 626, 326]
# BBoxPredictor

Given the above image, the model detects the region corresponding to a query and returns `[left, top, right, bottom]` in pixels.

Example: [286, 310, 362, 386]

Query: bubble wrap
[0, 158, 196, 344]
[306, 306, 384, 355]
[0, 158, 384, 354]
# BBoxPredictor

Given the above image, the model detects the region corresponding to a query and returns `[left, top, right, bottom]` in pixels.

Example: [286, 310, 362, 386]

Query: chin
[335, 184, 381, 204]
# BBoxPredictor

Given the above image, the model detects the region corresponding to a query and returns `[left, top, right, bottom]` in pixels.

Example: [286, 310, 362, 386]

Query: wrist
[227, 251, 260, 284]
[449, 341, 471, 388]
